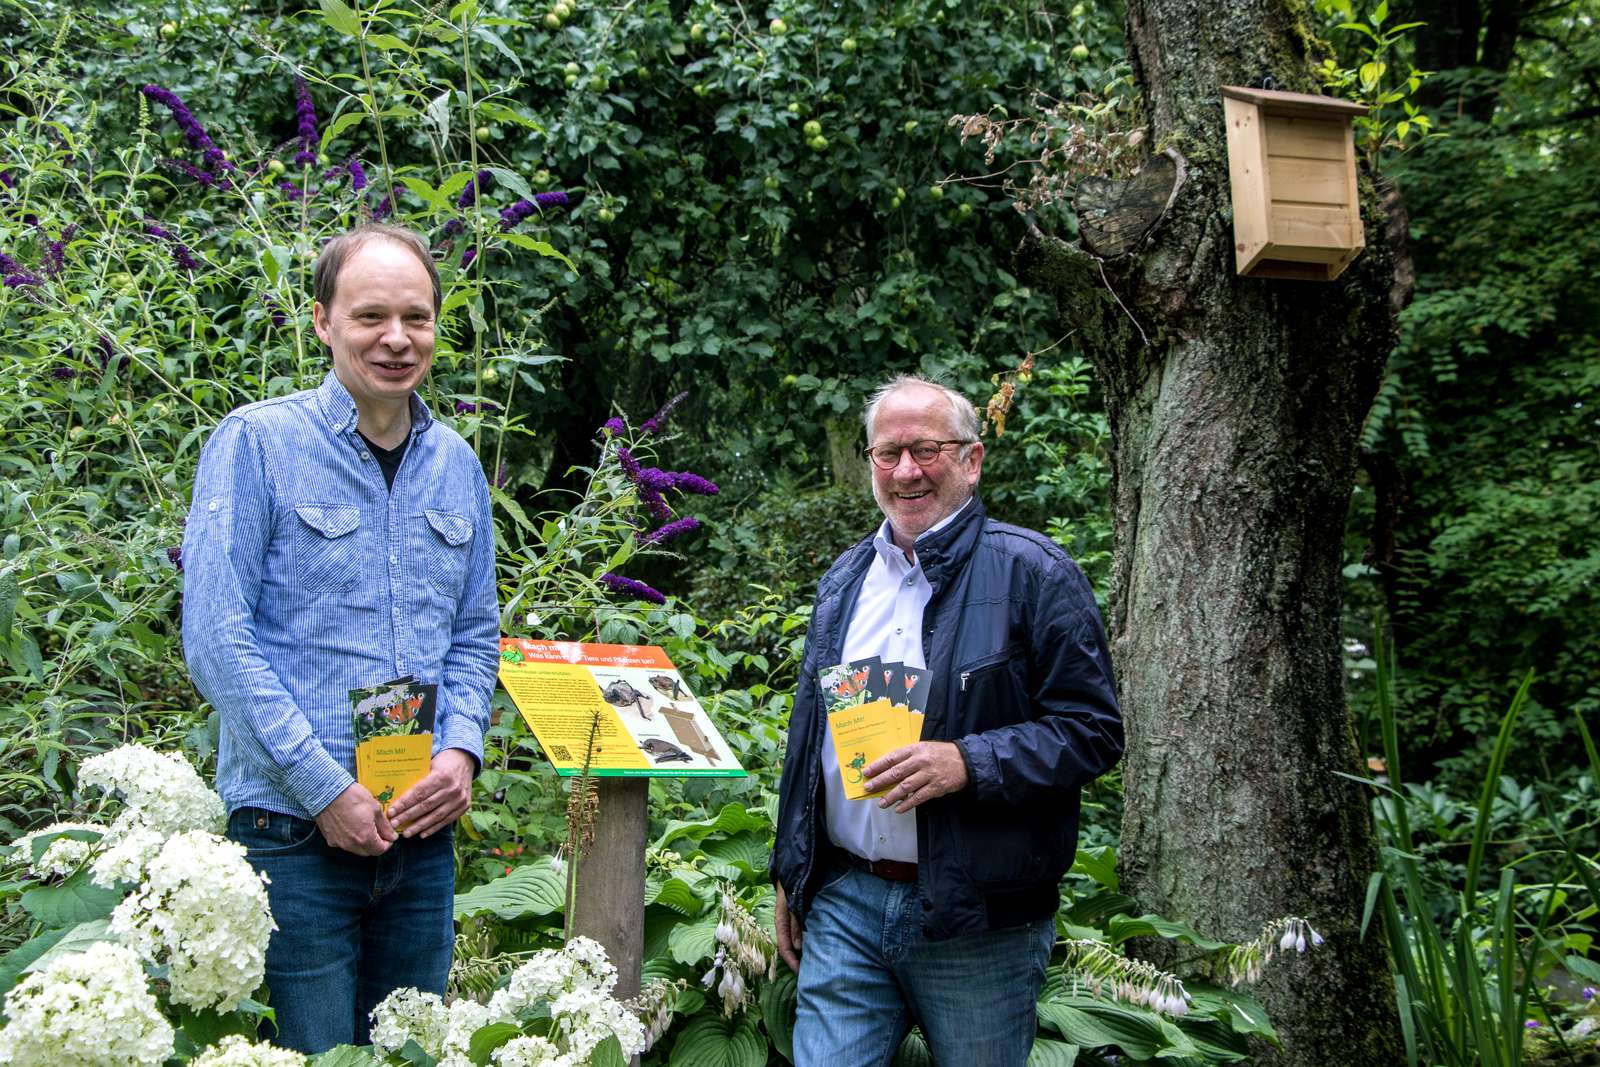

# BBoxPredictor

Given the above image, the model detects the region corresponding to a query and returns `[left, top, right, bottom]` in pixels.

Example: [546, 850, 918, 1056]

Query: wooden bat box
[1221, 86, 1369, 280]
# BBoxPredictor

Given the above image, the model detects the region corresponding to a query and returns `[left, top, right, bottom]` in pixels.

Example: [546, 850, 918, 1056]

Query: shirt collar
[873, 495, 976, 564]
[315, 369, 434, 438]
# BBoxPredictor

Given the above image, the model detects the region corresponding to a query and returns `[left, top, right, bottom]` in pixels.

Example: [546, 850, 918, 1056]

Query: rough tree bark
[1018, 2, 1405, 1062]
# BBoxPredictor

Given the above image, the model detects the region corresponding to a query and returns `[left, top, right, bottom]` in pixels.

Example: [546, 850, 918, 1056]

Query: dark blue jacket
[772, 498, 1123, 940]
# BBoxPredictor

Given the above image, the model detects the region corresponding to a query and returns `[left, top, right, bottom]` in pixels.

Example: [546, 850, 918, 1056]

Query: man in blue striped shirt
[181, 224, 499, 1053]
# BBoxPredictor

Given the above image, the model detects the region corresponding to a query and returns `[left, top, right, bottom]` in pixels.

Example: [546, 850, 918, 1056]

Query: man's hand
[864, 741, 969, 814]
[386, 748, 476, 839]
[774, 883, 804, 973]
[315, 783, 397, 856]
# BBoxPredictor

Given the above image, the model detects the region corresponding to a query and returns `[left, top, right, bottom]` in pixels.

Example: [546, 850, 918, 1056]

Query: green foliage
[1313, 0, 1440, 166]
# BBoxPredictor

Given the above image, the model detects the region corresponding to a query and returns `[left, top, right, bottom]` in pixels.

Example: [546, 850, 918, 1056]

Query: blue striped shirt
[181, 371, 500, 819]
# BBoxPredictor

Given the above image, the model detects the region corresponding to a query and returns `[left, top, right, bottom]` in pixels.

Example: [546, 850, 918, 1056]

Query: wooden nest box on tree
[1221, 85, 1369, 280]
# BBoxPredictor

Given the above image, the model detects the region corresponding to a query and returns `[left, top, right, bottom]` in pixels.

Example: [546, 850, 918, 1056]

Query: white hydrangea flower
[415, 937, 642, 1066]
[188, 1035, 306, 1067]
[110, 830, 275, 1013]
[437, 999, 498, 1067]
[22, 831, 98, 879]
[79, 744, 226, 886]
[369, 987, 450, 1056]
[491, 1034, 574, 1067]
[0, 940, 174, 1067]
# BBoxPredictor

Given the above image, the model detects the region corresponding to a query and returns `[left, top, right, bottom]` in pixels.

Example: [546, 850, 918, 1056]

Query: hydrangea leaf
[19, 870, 121, 927]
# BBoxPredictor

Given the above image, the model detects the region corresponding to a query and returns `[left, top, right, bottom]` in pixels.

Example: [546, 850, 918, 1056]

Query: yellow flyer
[829, 698, 901, 800]
[497, 639, 747, 778]
[349, 677, 436, 811]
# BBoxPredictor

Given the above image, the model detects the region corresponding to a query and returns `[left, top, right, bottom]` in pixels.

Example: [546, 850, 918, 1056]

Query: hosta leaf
[757, 966, 797, 1062]
[700, 830, 769, 874]
[668, 1012, 766, 1067]
[891, 1029, 932, 1066]
[452, 859, 564, 920]
[1027, 1038, 1080, 1066]
[668, 910, 720, 966]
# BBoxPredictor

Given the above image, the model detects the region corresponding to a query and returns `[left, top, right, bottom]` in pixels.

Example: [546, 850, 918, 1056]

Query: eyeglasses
[862, 439, 974, 470]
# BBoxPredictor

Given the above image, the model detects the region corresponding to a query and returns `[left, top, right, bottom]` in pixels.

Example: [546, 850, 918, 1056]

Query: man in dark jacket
[772, 376, 1123, 1066]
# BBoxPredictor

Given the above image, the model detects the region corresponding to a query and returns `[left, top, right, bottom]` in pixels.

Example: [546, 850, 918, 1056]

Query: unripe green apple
[841, 37, 857, 53]
[159, 21, 178, 39]
[690, 22, 705, 41]
[1071, 43, 1089, 60]
[267, 159, 286, 176]
[565, 73, 579, 87]
[1071, 3, 1085, 16]
[957, 202, 973, 219]
[902, 119, 918, 134]
[787, 101, 801, 114]
[475, 126, 490, 140]
[809, 135, 828, 151]
[564, 61, 581, 75]
[803, 119, 821, 137]
[769, 17, 787, 35]
[544, 12, 561, 29]
[597, 207, 616, 223]
[927, 184, 944, 200]
[552, 1, 572, 17]
[482, 366, 500, 384]
[763, 175, 780, 190]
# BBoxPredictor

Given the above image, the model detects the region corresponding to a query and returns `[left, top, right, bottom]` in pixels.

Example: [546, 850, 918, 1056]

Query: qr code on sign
[550, 745, 572, 760]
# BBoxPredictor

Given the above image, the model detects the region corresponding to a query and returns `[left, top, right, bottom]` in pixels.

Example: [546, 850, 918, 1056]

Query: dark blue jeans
[793, 861, 1055, 1067]
[228, 807, 455, 1055]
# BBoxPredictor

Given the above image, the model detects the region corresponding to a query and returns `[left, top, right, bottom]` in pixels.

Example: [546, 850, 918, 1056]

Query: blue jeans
[228, 807, 456, 1055]
[792, 862, 1055, 1067]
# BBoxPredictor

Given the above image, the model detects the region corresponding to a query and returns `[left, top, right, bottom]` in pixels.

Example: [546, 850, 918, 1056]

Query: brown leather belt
[843, 851, 918, 883]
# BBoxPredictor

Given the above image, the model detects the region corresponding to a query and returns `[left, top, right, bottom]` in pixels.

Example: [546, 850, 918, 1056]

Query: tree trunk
[1020, 2, 1405, 1062]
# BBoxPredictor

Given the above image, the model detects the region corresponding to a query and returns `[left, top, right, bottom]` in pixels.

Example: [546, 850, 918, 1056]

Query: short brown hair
[312, 224, 441, 316]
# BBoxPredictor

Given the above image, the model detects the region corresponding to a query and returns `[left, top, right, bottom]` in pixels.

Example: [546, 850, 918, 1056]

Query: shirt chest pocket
[416, 508, 473, 598]
[292, 503, 363, 597]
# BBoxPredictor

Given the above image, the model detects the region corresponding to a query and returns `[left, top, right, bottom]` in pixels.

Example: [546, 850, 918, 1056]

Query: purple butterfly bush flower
[670, 471, 719, 496]
[615, 445, 642, 482]
[461, 245, 478, 268]
[442, 218, 464, 238]
[498, 191, 572, 232]
[370, 194, 394, 221]
[292, 77, 319, 165]
[454, 400, 499, 415]
[600, 416, 626, 436]
[173, 244, 201, 272]
[458, 169, 493, 209]
[599, 572, 666, 605]
[143, 221, 173, 240]
[97, 335, 115, 368]
[0, 252, 20, 274]
[640, 517, 701, 545]
[167, 546, 183, 572]
[640, 390, 688, 435]
[0, 169, 13, 189]
[159, 158, 219, 188]
[261, 294, 288, 327]
[494, 463, 509, 489]
[51, 364, 77, 380]
[140, 84, 232, 173]
[279, 181, 305, 201]
[636, 467, 675, 492]
[4, 273, 41, 288]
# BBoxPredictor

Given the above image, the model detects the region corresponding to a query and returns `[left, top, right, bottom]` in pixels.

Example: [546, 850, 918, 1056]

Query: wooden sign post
[570, 776, 649, 1002]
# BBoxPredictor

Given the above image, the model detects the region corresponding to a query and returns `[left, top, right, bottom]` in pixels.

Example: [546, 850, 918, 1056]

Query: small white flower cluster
[188, 1035, 306, 1067]
[700, 890, 776, 1017]
[0, 940, 174, 1067]
[10, 820, 103, 879]
[371, 937, 644, 1067]
[369, 987, 452, 1054]
[1217, 916, 1326, 987]
[1061, 939, 1192, 1017]
[628, 977, 686, 1054]
[109, 830, 276, 1013]
[79, 744, 226, 885]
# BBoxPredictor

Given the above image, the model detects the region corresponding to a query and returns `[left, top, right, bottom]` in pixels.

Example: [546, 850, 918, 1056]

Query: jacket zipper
[960, 670, 971, 691]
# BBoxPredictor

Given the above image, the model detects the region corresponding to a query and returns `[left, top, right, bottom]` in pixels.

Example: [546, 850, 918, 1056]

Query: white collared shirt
[821, 498, 974, 861]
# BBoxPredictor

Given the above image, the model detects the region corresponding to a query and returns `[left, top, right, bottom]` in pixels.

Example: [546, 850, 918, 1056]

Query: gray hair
[862, 374, 982, 443]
